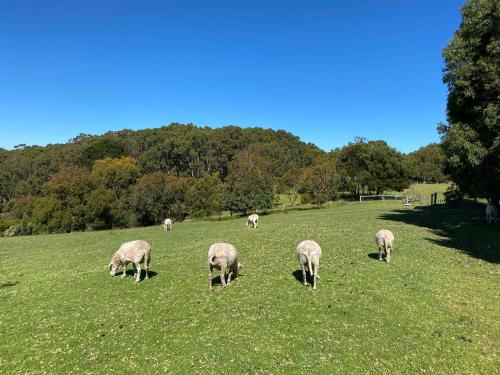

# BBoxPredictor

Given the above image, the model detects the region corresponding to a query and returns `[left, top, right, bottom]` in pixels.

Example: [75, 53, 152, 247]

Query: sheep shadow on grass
[292, 269, 316, 286]
[119, 269, 158, 280]
[368, 252, 382, 261]
[209, 272, 241, 287]
[379, 200, 500, 264]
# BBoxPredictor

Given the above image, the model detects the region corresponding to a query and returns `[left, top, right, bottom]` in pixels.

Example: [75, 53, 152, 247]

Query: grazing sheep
[246, 214, 259, 228]
[108, 240, 152, 282]
[208, 243, 240, 292]
[296, 240, 322, 290]
[375, 229, 395, 263]
[486, 204, 497, 224]
[163, 218, 173, 230]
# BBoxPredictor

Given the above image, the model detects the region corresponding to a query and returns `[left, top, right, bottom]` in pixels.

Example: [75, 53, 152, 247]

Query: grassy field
[1, 200, 499, 374]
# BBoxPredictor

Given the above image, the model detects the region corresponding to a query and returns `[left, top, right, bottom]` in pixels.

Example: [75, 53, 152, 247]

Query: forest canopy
[0, 123, 441, 235]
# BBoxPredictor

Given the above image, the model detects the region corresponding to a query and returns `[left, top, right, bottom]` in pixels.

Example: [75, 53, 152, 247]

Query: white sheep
[108, 240, 152, 282]
[486, 204, 497, 224]
[246, 213, 259, 229]
[296, 240, 322, 290]
[208, 243, 241, 292]
[375, 229, 395, 263]
[163, 218, 173, 230]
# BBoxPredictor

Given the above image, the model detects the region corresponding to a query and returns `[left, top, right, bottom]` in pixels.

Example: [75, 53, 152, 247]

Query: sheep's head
[108, 255, 121, 276]
[108, 262, 118, 276]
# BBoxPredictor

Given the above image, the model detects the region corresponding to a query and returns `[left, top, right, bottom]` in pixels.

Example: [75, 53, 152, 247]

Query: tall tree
[186, 173, 225, 217]
[130, 172, 188, 225]
[222, 147, 274, 215]
[338, 139, 410, 197]
[440, 0, 500, 203]
[299, 154, 339, 208]
[405, 144, 447, 183]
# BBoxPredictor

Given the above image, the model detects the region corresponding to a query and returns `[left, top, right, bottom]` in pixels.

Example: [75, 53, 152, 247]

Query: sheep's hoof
[121, 275, 126, 278]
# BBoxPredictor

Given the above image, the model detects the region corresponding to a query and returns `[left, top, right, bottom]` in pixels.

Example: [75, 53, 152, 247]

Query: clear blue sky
[0, 0, 464, 153]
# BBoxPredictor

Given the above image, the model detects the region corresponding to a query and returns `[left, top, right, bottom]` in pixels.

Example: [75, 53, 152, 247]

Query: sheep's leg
[313, 264, 318, 290]
[378, 247, 383, 261]
[386, 249, 391, 263]
[301, 263, 307, 286]
[208, 266, 213, 292]
[227, 269, 233, 285]
[121, 262, 128, 277]
[220, 266, 227, 287]
[135, 263, 141, 282]
[316, 264, 320, 279]
[144, 260, 149, 280]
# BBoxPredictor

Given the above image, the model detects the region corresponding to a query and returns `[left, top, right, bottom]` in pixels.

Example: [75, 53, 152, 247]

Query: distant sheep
[246, 214, 259, 229]
[375, 229, 395, 263]
[296, 240, 322, 290]
[486, 204, 497, 224]
[208, 243, 240, 292]
[108, 240, 152, 282]
[163, 218, 173, 230]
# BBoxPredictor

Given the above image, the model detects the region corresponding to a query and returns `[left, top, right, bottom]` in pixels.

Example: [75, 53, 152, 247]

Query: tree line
[0, 124, 446, 236]
[440, 0, 499, 205]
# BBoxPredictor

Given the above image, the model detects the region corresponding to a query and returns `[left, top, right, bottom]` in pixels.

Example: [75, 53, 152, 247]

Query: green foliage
[131, 172, 188, 225]
[91, 157, 140, 196]
[338, 139, 411, 197]
[30, 166, 93, 233]
[441, 0, 500, 203]
[78, 137, 128, 167]
[299, 154, 339, 207]
[444, 183, 466, 204]
[222, 147, 274, 214]
[84, 188, 114, 230]
[3, 219, 33, 236]
[4, 196, 35, 219]
[0, 124, 426, 234]
[405, 144, 447, 183]
[186, 174, 225, 217]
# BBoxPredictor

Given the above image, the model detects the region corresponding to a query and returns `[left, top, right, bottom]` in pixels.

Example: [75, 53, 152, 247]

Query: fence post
[431, 193, 437, 205]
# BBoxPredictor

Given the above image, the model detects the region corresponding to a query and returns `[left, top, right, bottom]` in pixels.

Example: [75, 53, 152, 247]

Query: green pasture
[1, 199, 498, 374]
